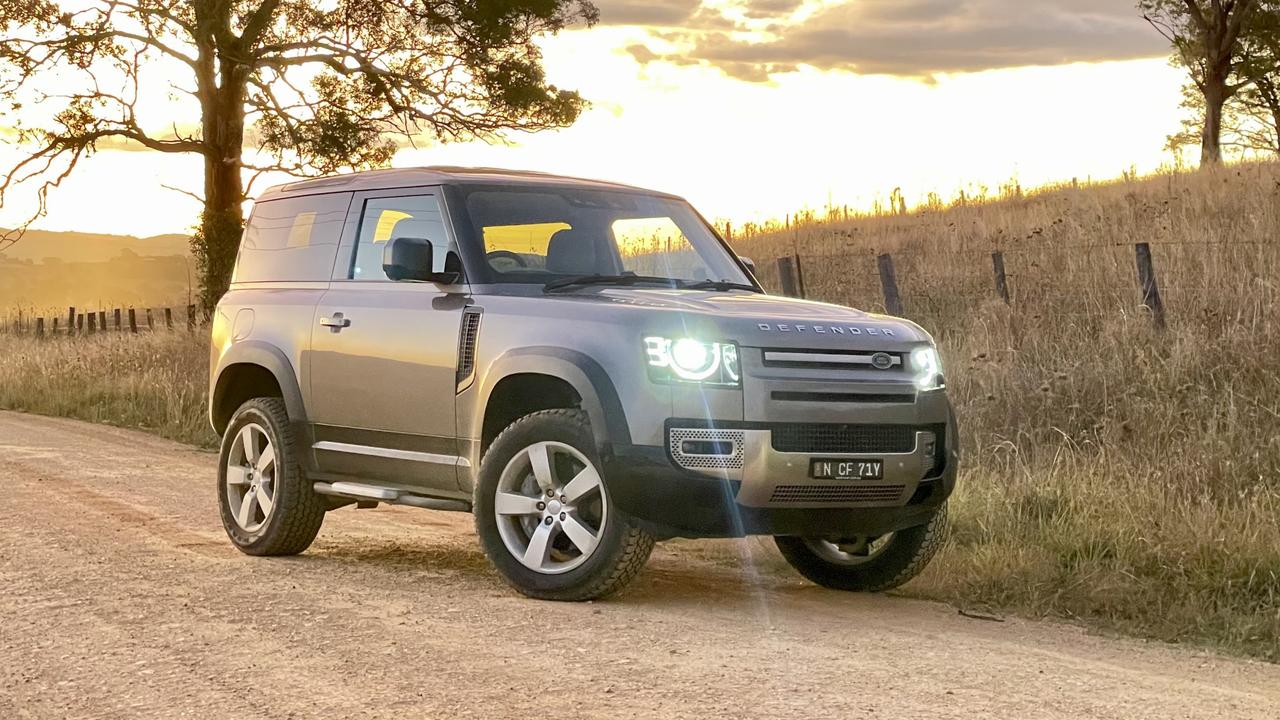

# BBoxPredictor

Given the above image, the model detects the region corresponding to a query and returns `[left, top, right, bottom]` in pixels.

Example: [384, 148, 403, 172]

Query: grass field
[0, 162, 1277, 660]
[0, 331, 213, 448]
[734, 161, 1280, 660]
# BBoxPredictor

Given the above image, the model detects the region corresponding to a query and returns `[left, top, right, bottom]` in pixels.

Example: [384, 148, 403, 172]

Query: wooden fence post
[113, 308, 122, 331]
[777, 256, 801, 297]
[146, 308, 155, 331]
[67, 306, 76, 335]
[98, 310, 106, 330]
[35, 318, 44, 338]
[1135, 242, 1166, 330]
[76, 313, 84, 333]
[991, 251, 1010, 304]
[52, 317, 59, 335]
[186, 304, 196, 332]
[128, 308, 138, 333]
[164, 307, 174, 330]
[87, 312, 97, 334]
[877, 253, 904, 316]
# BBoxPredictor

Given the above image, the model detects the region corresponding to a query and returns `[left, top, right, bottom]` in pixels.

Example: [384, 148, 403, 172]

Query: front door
[308, 190, 467, 496]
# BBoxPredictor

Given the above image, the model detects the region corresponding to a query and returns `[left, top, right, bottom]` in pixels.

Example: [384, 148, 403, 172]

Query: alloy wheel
[225, 423, 277, 533]
[804, 533, 897, 566]
[494, 441, 607, 574]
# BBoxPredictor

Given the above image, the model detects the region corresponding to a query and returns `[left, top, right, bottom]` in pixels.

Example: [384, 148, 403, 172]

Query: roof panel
[256, 166, 674, 202]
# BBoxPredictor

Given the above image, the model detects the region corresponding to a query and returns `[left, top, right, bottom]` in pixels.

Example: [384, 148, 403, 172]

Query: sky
[0, 0, 1186, 239]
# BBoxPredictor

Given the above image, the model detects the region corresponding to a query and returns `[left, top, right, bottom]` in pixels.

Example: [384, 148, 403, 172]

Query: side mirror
[738, 256, 757, 276]
[383, 237, 460, 284]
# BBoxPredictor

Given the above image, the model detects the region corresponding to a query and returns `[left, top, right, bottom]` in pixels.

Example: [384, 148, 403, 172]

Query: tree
[0, 0, 598, 311]
[1167, 6, 1280, 158]
[1141, 0, 1262, 165]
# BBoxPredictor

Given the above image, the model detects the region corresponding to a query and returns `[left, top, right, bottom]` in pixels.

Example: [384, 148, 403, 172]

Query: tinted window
[351, 195, 450, 281]
[234, 194, 348, 282]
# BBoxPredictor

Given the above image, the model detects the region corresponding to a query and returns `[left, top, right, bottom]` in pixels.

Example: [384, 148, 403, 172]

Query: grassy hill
[0, 229, 192, 310]
[1, 228, 190, 262]
[733, 162, 1280, 660]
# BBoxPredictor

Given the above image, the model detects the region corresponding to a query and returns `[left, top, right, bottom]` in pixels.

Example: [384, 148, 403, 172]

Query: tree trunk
[1202, 78, 1226, 166]
[194, 72, 248, 315]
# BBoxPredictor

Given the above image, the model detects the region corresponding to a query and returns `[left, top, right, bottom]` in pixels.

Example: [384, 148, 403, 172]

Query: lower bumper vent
[770, 424, 920, 454]
[769, 484, 907, 505]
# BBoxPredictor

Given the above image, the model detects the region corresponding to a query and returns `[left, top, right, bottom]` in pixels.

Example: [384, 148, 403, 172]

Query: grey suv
[209, 167, 958, 600]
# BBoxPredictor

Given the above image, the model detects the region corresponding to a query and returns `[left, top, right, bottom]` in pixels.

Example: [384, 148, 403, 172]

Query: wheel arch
[210, 341, 307, 434]
[473, 347, 630, 462]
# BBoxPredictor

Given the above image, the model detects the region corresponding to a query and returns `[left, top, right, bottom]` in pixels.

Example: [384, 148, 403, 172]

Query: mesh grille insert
[669, 428, 745, 470]
[770, 484, 907, 504]
[770, 424, 918, 454]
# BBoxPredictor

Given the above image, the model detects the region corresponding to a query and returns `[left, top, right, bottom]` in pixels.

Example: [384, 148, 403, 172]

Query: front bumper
[601, 412, 958, 539]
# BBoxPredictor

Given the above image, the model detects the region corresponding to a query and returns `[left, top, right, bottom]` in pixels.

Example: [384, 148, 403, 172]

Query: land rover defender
[209, 167, 958, 600]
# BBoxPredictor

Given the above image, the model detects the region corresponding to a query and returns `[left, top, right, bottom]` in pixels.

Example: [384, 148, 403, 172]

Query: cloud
[621, 0, 1171, 80]
[592, 0, 703, 26]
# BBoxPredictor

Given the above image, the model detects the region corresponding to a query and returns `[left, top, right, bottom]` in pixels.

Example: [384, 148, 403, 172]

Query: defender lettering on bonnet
[757, 323, 895, 336]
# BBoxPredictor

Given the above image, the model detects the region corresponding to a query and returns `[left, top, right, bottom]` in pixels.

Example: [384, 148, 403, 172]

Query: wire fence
[766, 239, 1279, 329]
[0, 304, 199, 337]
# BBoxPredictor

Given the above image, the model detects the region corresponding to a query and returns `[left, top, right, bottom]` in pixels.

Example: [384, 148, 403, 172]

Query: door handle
[320, 312, 351, 332]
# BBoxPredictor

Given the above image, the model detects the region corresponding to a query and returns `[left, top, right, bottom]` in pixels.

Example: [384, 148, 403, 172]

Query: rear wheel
[474, 409, 654, 601]
[217, 397, 325, 556]
[775, 503, 948, 592]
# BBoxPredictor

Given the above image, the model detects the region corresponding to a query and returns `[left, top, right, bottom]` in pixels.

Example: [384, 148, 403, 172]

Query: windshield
[457, 186, 752, 287]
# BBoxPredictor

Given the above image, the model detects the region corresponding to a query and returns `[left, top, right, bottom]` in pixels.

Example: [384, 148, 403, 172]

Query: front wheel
[775, 503, 949, 592]
[474, 409, 654, 601]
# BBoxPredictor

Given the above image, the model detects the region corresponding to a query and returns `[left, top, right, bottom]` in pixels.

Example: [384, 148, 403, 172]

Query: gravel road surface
[2, 411, 1277, 719]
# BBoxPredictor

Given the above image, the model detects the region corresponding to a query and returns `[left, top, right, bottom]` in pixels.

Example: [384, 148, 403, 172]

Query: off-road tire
[217, 397, 325, 556]
[474, 409, 655, 601]
[775, 502, 949, 592]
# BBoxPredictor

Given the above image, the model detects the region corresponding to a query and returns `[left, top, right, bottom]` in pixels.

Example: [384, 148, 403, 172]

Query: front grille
[771, 391, 915, 404]
[770, 484, 907, 504]
[762, 349, 906, 371]
[770, 424, 919, 454]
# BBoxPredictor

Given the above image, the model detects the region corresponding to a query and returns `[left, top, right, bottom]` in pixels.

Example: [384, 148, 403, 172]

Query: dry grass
[0, 330, 214, 448]
[734, 161, 1280, 660]
[0, 163, 1277, 659]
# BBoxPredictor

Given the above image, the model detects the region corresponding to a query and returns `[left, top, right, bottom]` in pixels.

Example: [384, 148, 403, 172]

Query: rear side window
[350, 194, 450, 281]
[234, 194, 349, 282]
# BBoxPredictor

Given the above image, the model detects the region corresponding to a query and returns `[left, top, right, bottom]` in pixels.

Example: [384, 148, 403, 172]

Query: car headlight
[644, 337, 741, 387]
[910, 346, 944, 391]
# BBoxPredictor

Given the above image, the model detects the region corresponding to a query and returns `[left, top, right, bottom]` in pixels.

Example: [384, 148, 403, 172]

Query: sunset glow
[0, 6, 1185, 238]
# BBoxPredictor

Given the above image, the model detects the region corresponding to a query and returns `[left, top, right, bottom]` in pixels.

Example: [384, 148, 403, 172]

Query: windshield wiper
[543, 274, 683, 293]
[682, 279, 759, 292]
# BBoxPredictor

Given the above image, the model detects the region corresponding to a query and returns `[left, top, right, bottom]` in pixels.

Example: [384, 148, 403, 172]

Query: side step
[313, 482, 471, 512]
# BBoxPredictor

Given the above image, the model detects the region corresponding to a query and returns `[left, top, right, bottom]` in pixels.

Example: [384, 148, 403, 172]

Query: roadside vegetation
[0, 331, 213, 448]
[1, 162, 1277, 660]
[734, 161, 1280, 661]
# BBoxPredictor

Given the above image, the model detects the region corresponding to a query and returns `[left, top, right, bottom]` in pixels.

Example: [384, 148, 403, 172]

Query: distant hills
[0, 228, 194, 311]
[1, 228, 190, 263]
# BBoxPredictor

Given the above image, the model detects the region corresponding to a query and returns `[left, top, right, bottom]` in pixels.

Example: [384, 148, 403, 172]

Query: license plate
[810, 459, 884, 480]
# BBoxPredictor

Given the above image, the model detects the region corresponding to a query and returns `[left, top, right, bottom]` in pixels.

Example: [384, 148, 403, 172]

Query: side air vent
[456, 309, 482, 391]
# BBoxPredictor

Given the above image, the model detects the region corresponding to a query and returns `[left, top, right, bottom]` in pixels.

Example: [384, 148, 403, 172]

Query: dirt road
[1, 411, 1277, 719]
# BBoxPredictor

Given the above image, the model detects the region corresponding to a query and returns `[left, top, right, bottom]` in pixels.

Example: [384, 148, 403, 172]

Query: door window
[351, 195, 450, 281]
